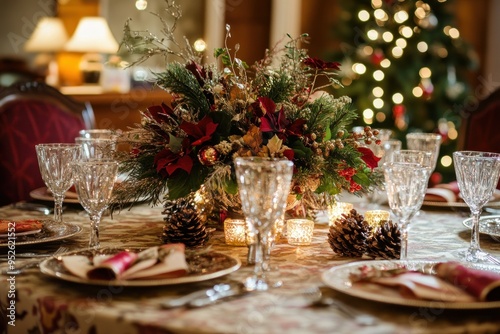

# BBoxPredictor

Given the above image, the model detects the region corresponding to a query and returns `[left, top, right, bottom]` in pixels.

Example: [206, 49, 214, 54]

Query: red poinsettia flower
[154, 138, 194, 176]
[357, 147, 381, 170]
[147, 103, 175, 124]
[252, 97, 288, 135]
[185, 61, 210, 87]
[303, 57, 340, 71]
[180, 116, 219, 146]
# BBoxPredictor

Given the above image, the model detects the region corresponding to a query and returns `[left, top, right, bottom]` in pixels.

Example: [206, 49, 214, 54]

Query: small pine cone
[161, 197, 209, 248]
[365, 220, 401, 259]
[328, 209, 370, 257]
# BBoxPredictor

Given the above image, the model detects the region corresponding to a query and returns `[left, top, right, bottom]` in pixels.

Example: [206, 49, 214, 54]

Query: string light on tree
[331, 0, 477, 182]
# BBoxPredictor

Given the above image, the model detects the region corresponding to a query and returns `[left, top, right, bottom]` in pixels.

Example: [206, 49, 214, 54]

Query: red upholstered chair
[458, 88, 500, 188]
[0, 81, 95, 205]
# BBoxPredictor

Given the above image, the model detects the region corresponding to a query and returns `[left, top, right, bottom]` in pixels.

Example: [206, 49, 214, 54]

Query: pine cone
[161, 197, 209, 248]
[328, 209, 370, 257]
[366, 220, 401, 259]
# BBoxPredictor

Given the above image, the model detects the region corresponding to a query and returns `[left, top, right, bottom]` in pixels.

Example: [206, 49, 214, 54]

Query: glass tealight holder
[328, 202, 354, 226]
[364, 210, 391, 228]
[286, 219, 314, 246]
[224, 218, 247, 246]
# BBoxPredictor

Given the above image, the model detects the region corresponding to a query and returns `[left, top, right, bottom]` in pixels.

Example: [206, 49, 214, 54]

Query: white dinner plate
[0, 220, 81, 247]
[40, 248, 241, 287]
[322, 260, 500, 310]
[423, 190, 500, 209]
[463, 215, 500, 242]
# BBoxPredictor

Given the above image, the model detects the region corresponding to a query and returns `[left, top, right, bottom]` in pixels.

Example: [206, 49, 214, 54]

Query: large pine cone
[365, 220, 401, 259]
[328, 209, 370, 257]
[161, 197, 209, 248]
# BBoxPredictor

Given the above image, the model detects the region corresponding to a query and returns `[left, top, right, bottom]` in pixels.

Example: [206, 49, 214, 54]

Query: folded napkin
[350, 261, 500, 302]
[424, 182, 460, 203]
[62, 244, 189, 280]
[0, 219, 43, 234]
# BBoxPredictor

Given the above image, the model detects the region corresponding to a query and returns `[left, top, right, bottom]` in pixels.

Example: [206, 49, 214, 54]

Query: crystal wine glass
[72, 160, 118, 249]
[406, 133, 442, 172]
[392, 150, 433, 170]
[383, 162, 431, 260]
[453, 151, 500, 263]
[35, 143, 81, 223]
[235, 157, 293, 291]
[76, 137, 117, 160]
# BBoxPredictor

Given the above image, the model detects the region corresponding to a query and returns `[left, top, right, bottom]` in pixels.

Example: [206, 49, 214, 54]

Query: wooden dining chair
[0, 80, 95, 206]
[457, 87, 500, 188]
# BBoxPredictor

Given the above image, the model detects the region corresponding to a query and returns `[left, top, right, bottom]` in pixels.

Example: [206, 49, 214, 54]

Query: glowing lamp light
[400, 26, 413, 38]
[135, 0, 148, 10]
[363, 108, 375, 120]
[374, 9, 388, 21]
[353, 63, 367, 74]
[193, 38, 207, 52]
[449, 28, 460, 39]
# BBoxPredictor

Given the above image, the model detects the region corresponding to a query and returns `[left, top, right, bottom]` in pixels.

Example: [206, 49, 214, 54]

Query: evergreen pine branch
[155, 63, 211, 116]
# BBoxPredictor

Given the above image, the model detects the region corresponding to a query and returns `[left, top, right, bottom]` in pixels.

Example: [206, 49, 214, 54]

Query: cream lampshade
[65, 17, 119, 84]
[24, 17, 68, 86]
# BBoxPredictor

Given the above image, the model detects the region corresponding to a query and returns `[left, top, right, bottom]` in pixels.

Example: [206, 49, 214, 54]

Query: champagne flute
[453, 151, 500, 263]
[235, 157, 293, 291]
[72, 160, 118, 249]
[383, 162, 431, 260]
[35, 143, 81, 223]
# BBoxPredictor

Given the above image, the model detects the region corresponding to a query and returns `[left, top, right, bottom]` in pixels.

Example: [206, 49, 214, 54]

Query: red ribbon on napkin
[435, 262, 500, 301]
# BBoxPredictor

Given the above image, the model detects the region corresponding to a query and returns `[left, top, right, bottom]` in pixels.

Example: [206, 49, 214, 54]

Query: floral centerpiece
[113, 1, 382, 222]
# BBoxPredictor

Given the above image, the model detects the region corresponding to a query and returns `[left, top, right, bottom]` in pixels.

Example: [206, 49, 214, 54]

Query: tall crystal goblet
[76, 137, 117, 160]
[72, 160, 118, 249]
[406, 133, 442, 172]
[383, 162, 431, 260]
[453, 151, 500, 263]
[35, 143, 81, 223]
[235, 157, 293, 291]
[392, 150, 433, 170]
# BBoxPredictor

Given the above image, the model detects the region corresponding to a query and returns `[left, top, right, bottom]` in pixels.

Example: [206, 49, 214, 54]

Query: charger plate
[39, 248, 241, 287]
[322, 260, 500, 310]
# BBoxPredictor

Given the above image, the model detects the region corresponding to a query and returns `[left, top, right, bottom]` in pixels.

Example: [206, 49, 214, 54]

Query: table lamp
[24, 17, 68, 86]
[65, 17, 119, 85]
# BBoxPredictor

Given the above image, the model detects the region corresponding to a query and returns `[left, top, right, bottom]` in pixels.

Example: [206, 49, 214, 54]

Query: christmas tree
[331, 0, 477, 183]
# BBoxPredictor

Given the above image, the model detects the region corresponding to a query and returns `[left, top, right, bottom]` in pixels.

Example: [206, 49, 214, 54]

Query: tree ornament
[198, 146, 220, 166]
[365, 220, 401, 260]
[328, 209, 370, 257]
[371, 50, 384, 66]
[162, 196, 209, 248]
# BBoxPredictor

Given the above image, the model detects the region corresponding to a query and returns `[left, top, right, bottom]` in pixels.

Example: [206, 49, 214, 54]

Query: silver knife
[187, 282, 250, 308]
[160, 283, 234, 309]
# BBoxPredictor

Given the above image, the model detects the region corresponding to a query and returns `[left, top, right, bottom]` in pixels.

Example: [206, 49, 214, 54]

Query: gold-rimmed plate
[39, 248, 241, 287]
[322, 260, 500, 310]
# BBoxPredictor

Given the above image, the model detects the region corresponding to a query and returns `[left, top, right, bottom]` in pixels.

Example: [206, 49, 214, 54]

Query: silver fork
[0, 246, 68, 275]
[485, 253, 500, 265]
[306, 287, 378, 326]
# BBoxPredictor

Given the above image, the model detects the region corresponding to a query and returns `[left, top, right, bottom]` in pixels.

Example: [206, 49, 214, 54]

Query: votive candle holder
[364, 210, 390, 227]
[328, 202, 354, 226]
[224, 218, 247, 246]
[286, 219, 314, 246]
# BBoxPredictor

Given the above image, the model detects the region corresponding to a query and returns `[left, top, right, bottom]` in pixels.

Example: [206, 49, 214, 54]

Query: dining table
[1, 197, 500, 334]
